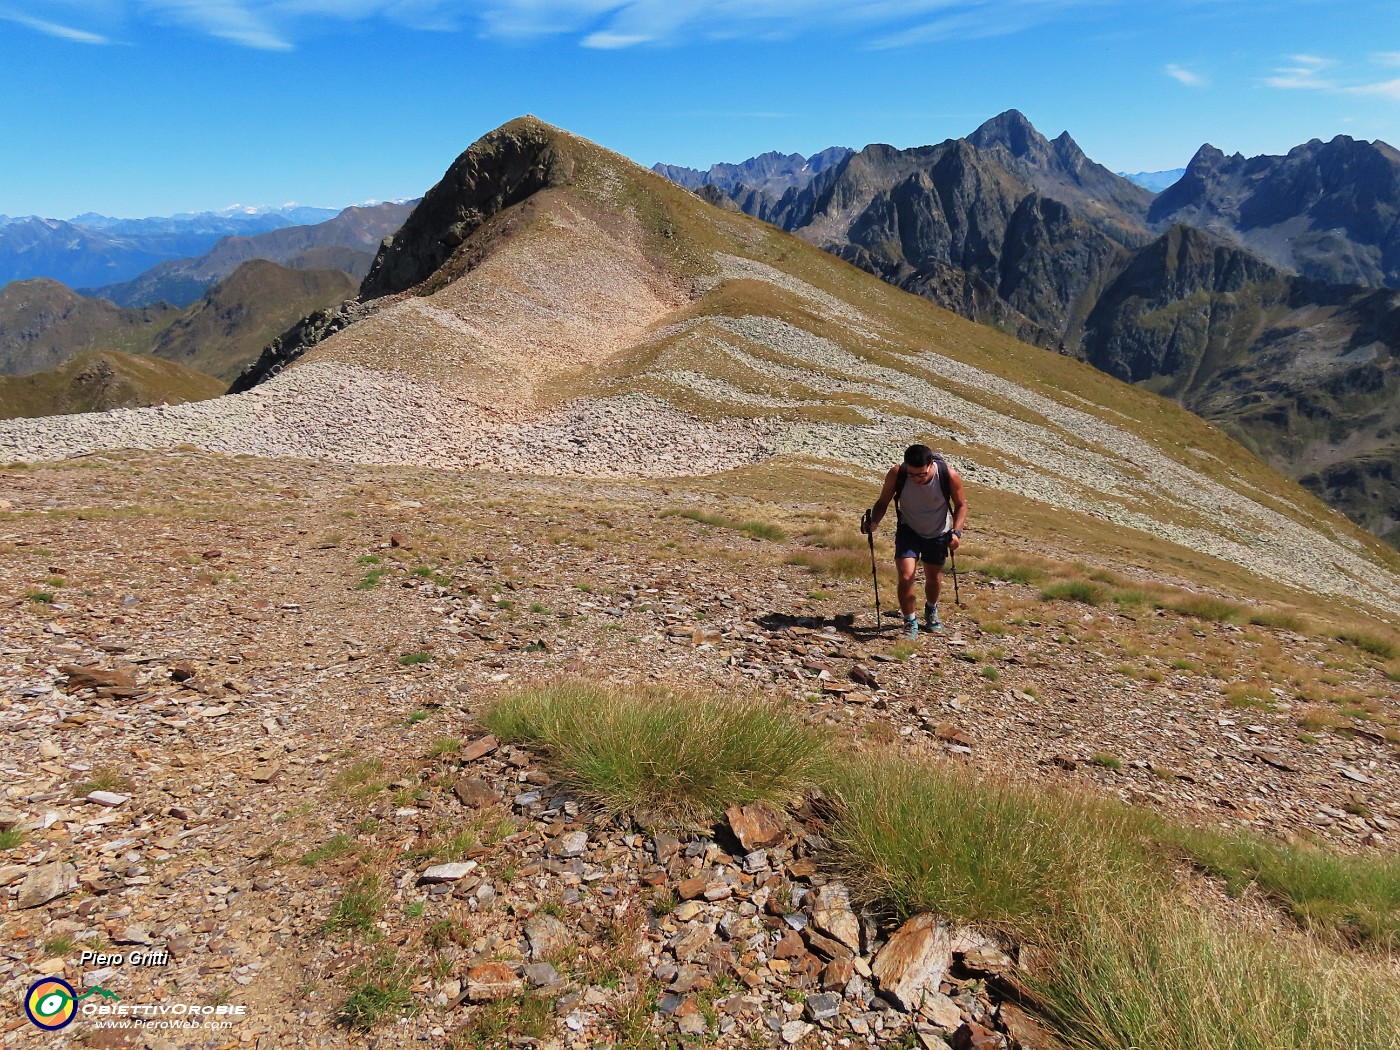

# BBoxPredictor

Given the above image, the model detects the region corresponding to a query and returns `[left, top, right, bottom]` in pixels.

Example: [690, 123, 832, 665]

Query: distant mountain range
[81, 202, 416, 308]
[1119, 169, 1186, 192]
[0, 261, 356, 384]
[0, 206, 346, 290]
[658, 112, 1400, 545]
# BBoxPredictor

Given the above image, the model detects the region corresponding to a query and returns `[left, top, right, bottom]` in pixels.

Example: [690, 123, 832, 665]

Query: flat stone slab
[419, 862, 477, 883]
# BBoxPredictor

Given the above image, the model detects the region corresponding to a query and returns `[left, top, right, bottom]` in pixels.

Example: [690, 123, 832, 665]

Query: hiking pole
[861, 509, 884, 633]
[949, 546, 964, 609]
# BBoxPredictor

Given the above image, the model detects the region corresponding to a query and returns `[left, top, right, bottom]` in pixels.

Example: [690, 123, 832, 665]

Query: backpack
[894, 453, 952, 522]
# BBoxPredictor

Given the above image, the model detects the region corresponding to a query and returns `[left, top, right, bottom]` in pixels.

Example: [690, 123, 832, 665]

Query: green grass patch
[1040, 580, 1104, 606]
[1250, 608, 1306, 631]
[43, 935, 75, 956]
[337, 951, 413, 1030]
[1335, 630, 1397, 660]
[0, 829, 24, 850]
[327, 875, 385, 936]
[332, 759, 385, 794]
[825, 754, 1152, 938]
[1168, 594, 1247, 623]
[977, 562, 1045, 585]
[1147, 819, 1400, 950]
[665, 507, 786, 541]
[398, 652, 432, 666]
[300, 833, 356, 868]
[1090, 753, 1123, 770]
[481, 681, 827, 829]
[26, 591, 54, 604]
[354, 570, 384, 590]
[427, 738, 461, 758]
[1032, 892, 1400, 1050]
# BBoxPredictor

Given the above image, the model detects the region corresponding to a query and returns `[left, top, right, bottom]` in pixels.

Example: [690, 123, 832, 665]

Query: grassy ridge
[484, 681, 1400, 1050]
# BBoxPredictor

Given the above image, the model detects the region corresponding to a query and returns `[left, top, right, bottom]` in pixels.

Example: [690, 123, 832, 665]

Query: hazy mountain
[0, 261, 354, 383]
[150, 260, 356, 381]
[68, 205, 339, 235]
[1148, 136, 1400, 287]
[82, 202, 416, 309]
[0, 279, 179, 376]
[0, 349, 223, 419]
[657, 112, 1400, 545]
[1120, 168, 1185, 192]
[0, 207, 344, 290]
[652, 147, 851, 195]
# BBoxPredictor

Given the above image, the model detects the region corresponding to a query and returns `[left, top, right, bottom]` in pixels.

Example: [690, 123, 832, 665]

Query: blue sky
[2, 1, 1397, 218]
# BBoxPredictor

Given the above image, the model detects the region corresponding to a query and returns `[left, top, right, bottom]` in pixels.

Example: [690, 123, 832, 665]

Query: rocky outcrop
[1150, 135, 1400, 287]
[359, 117, 577, 300]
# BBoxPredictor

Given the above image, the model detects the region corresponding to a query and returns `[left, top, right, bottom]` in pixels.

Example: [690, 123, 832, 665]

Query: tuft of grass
[785, 549, 874, 580]
[824, 753, 1151, 937]
[666, 507, 786, 541]
[0, 829, 24, 850]
[337, 951, 413, 1031]
[1335, 630, 1397, 660]
[404, 710, 430, 725]
[481, 681, 828, 829]
[1040, 581, 1104, 606]
[328, 875, 385, 936]
[1032, 891, 1400, 1050]
[427, 738, 461, 758]
[976, 561, 1045, 585]
[44, 935, 75, 956]
[1250, 608, 1306, 631]
[354, 570, 384, 590]
[1090, 753, 1123, 771]
[74, 767, 133, 795]
[27, 591, 54, 604]
[1168, 594, 1246, 623]
[300, 833, 356, 868]
[1160, 822, 1400, 949]
[398, 652, 432, 666]
[332, 759, 385, 794]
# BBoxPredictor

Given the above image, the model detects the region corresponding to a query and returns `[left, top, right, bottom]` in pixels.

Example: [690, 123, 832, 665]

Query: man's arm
[861, 467, 901, 533]
[948, 467, 969, 549]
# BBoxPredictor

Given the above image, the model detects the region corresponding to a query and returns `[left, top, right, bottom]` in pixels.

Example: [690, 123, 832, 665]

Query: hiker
[860, 444, 968, 638]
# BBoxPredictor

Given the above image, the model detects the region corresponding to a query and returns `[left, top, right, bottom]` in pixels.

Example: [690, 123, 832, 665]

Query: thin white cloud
[1350, 78, 1400, 102]
[1165, 63, 1204, 87]
[0, 0, 1121, 50]
[0, 8, 111, 43]
[582, 30, 653, 48]
[1265, 54, 1337, 91]
[140, 0, 293, 50]
[1264, 52, 1400, 101]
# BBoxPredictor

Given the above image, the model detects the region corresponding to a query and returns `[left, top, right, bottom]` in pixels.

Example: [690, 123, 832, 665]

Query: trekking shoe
[902, 615, 919, 641]
[924, 603, 943, 632]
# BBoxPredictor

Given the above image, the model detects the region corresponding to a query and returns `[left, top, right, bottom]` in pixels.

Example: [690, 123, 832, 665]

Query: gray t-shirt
[899, 466, 951, 538]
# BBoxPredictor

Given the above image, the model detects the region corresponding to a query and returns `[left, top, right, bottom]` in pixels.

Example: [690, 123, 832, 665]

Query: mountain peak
[968, 109, 1050, 157]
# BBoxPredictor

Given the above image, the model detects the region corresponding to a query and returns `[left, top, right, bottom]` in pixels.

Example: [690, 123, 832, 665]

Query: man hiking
[860, 444, 968, 639]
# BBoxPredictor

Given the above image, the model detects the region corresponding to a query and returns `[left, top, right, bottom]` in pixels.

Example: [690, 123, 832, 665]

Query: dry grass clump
[1034, 893, 1400, 1050]
[481, 681, 828, 829]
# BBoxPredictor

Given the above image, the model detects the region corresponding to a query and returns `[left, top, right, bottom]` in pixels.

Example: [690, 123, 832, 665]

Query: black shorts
[895, 522, 951, 565]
